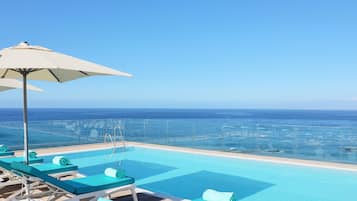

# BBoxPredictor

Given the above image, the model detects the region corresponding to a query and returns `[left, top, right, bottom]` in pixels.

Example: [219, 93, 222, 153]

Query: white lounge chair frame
[6, 171, 138, 201]
[0, 167, 78, 190]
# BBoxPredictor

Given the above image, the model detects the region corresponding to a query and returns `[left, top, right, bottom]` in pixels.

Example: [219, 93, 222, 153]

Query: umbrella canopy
[0, 42, 132, 166]
[0, 78, 42, 92]
[0, 42, 132, 81]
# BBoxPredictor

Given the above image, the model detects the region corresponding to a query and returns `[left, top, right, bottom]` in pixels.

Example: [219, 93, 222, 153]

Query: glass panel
[0, 117, 357, 164]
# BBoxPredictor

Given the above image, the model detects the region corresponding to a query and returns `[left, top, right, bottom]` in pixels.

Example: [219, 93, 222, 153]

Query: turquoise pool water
[43, 146, 357, 201]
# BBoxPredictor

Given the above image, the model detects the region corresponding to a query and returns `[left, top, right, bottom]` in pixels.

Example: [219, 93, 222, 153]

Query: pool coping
[13, 141, 357, 172]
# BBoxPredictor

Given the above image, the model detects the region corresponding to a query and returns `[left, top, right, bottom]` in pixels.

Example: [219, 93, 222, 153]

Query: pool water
[43, 146, 357, 201]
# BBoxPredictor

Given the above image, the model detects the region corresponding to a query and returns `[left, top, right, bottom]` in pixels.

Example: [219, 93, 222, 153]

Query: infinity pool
[43, 146, 357, 201]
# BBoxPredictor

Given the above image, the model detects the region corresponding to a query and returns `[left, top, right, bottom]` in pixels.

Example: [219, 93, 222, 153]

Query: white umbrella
[0, 42, 132, 165]
[0, 78, 42, 92]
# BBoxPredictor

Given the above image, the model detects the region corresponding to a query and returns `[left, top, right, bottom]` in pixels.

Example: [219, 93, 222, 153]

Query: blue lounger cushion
[0, 157, 43, 164]
[10, 162, 135, 195]
[0, 157, 44, 171]
[64, 174, 134, 194]
[0, 151, 14, 157]
[32, 163, 78, 175]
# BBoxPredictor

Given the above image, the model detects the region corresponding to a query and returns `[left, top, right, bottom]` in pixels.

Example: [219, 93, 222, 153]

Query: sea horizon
[3, 107, 357, 111]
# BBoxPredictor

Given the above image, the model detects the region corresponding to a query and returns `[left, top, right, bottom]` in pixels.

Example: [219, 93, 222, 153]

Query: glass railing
[1, 118, 357, 164]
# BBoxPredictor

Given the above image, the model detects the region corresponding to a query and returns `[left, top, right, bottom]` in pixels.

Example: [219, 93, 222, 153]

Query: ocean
[0, 108, 357, 164]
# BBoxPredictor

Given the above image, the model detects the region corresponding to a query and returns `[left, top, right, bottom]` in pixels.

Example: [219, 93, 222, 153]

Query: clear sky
[0, 0, 357, 109]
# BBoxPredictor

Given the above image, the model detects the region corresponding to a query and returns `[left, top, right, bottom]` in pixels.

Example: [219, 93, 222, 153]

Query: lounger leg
[0, 179, 21, 190]
[6, 179, 28, 201]
[130, 187, 138, 201]
[0, 172, 20, 190]
[47, 188, 66, 201]
[5, 183, 29, 201]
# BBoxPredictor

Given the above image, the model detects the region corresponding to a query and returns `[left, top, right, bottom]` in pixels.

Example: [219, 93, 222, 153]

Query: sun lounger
[0, 157, 43, 164]
[8, 162, 138, 201]
[0, 151, 15, 158]
[31, 163, 79, 182]
[0, 157, 78, 190]
[0, 156, 43, 176]
[33, 163, 78, 176]
[0, 156, 44, 189]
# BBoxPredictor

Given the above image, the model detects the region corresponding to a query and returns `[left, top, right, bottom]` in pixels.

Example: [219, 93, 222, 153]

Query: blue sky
[0, 0, 357, 109]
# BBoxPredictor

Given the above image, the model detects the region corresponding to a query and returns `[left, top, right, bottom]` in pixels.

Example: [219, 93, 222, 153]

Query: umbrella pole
[22, 72, 29, 165]
[22, 72, 31, 200]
